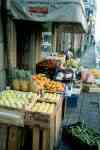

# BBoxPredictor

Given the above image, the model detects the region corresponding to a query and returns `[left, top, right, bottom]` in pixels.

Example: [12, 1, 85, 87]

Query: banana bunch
[32, 102, 55, 114]
[65, 59, 80, 69]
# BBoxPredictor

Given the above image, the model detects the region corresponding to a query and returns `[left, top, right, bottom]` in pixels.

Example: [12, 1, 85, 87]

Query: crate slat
[32, 127, 40, 150]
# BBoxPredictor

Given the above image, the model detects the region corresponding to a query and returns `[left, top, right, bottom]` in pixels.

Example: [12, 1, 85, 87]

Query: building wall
[83, 0, 96, 47]
[0, 12, 6, 90]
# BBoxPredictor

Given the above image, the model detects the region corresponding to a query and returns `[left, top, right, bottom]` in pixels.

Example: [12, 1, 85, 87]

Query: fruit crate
[44, 89, 64, 94]
[37, 92, 63, 104]
[7, 126, 24, 150]
[37, 95, 63, 146]
[0, 90, 63, 150]
[0, 90, 39, 126]
[0, 124, 8, 150]
[32, 102, 55, 150]
[62, 122, 99, 150]
[0, 124, 24, 150]
[24, 98, 63, 150]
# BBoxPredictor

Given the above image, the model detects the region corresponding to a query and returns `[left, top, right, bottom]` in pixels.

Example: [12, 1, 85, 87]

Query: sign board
[28, 0, 49, 2]
[29, 7, 48, 13]
[22, 0, 49, 14]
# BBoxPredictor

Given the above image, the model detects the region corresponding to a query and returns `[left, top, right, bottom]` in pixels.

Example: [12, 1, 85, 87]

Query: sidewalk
[57, 92, 100, 150]
[80, 45, 96, 68]
[57, 46, 99, 149]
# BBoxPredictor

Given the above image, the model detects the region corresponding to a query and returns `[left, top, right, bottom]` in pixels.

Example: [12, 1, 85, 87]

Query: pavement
[57, 46, 100, 150]
[57, 93, 100, 150]
[80, 45, 96, 68]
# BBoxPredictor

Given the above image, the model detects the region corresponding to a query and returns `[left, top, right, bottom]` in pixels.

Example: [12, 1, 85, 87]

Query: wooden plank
[0, 125, 8, 150]
[7, 18, 17, 68]
[8, 127, 17, 150]
[42, 129, 49, 150]
[55, 102, 62, 146]
[49, 118, 55, 150]
[36, 32, 42, 64]
[32, 127, 40, 150]
[8, 126, 22, 150]
[89, 87, 100, 93]
[52, 27, 57, 53]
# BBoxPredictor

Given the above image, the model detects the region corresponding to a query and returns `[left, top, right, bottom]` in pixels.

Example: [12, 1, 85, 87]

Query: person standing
[64, 48, 73, 61]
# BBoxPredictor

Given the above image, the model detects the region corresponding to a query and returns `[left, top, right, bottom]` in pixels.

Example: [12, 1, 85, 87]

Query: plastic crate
[67, 95, 79, 108]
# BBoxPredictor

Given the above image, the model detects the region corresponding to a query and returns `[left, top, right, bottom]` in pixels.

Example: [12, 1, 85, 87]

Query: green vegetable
[69, 124, 100, 146]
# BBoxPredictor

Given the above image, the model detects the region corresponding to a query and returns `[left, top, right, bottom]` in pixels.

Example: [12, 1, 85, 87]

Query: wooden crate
[24, 95, 63, 150]
[32, 125, 54, 150]
[54, 97, 63, 146]
[0, 125, 8, 150]
[32, 104, 55, 150]
[37, 94, 63, 146]
[7, 126, 24, 150]
[37, 93, 62, 104]
[24, 102, 55, 150]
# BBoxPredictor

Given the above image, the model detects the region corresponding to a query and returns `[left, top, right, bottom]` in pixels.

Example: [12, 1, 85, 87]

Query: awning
[7, 0, 87, 33]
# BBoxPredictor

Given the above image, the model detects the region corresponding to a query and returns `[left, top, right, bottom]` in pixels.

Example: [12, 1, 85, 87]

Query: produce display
[90, 69, 100, 78]
[38, 92, 61, 104]
[32, 74, 64, 93]
[82, 83, 90, 92]
[32, 102, 55, 114]
[11, 69, 32, 92]
[67, 123, 100, 146]
[0, 90, 38, 110]
[64, 59, 81, 69]
[81, 70, 95, 84]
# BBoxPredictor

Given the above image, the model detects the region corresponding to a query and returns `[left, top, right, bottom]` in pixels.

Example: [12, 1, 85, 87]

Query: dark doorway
[16, 21, 36, 70]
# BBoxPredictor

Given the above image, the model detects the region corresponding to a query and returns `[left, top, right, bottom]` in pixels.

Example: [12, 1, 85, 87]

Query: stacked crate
[0, 125, 8, 150]
[0, 92, 63, 150]
[24, 93, 63, 150]
[0, 124, 24, 150]
[7, 126, 24, 150]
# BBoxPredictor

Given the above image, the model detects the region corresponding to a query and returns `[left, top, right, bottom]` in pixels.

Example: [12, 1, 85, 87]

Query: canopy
[7, 0, 87, 33]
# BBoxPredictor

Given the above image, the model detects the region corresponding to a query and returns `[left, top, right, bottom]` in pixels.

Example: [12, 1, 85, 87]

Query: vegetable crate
[24, 96, 63, 150]
[62, 122, 99, 150]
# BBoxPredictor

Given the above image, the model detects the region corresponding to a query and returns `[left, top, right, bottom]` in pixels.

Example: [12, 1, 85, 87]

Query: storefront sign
[29, 7, 48, 13]
[28, 0, 48, 3]
[27, 0, 49, 14]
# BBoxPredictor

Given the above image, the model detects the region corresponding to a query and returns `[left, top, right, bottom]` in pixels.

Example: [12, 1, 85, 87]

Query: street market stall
[0, 0, 88, 149]
[0, 89, 64, 150]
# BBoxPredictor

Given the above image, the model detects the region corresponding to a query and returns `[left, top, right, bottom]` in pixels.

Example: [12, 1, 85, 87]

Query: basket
[12, 80, 21, 91]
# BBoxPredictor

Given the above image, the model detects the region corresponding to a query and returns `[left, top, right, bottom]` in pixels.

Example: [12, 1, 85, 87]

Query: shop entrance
[16, 21, 36, 71]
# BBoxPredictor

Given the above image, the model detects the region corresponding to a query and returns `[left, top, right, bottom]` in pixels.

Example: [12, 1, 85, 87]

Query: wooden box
[8, 126, 24, 150]
[0, 125, 8, 150]
[24, 95, 63, 150]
